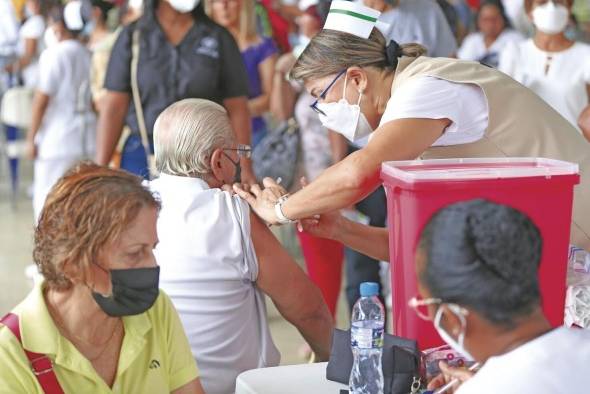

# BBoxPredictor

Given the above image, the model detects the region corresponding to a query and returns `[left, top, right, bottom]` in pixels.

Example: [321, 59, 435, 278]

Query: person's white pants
[33, 156, 81, 222]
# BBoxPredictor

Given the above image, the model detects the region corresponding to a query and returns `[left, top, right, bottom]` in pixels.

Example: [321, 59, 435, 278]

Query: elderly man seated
[150, 98, 334, 394]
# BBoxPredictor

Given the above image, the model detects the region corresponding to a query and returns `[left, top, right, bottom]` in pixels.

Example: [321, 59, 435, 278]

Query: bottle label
[351, 326, 384, 349]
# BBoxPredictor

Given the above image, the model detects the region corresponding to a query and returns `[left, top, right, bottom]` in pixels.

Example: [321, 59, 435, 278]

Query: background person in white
[499, 0, 590, 141]
[417, 200, 590, 394]
[458, 0, 524, 67]
[0, 0, 19, 67]
[150, 99, 333, 394]
[26, 2, 96, 221]
[4, 0, 46, 88]
[362, 0, 458, 57]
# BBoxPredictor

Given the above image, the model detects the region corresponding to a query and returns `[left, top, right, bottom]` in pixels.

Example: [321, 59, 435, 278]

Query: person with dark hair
[86, 0, 115, 50]
[96, 0, 255, 181]
[0, 163, 205, 393]
[25, 1, 97, 222]
[458, 0, 524, 67]
[412, 200, 590, 393]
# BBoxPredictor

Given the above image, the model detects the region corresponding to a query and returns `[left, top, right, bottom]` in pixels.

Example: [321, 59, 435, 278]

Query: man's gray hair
[154, 98, 235, 177]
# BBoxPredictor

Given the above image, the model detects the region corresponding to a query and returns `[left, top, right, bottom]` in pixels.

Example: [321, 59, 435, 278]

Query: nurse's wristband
[274, 195, 295, 225]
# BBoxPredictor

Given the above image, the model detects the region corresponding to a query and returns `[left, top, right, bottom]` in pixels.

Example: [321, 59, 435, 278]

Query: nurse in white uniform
[234, 0, 590, 251]
[26, 1, 95, 221]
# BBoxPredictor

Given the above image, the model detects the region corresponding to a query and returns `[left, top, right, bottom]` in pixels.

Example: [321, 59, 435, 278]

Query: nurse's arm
[300, 211, 390, 262]
[95, 90, 130, 165]
[26, 91, 50, 159]
[236, 118, 448, 223]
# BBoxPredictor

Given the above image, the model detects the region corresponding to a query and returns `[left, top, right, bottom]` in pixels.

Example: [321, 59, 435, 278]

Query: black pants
[344, 147, 388, 313]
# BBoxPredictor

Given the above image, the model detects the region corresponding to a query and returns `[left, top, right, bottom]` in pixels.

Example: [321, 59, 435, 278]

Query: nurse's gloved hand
[233, 177, 287, 224]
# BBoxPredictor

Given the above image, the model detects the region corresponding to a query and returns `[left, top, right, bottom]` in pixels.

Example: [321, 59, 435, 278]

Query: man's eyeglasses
[408, 296, 442, 321]
[310, 69, 347, 116]
[223, 144, 252, 159]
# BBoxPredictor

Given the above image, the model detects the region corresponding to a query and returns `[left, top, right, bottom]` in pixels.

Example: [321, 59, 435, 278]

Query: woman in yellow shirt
[0, 163, 204, 393]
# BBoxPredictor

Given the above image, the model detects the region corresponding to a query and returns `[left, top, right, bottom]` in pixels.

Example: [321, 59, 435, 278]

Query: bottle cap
[360, 282, 379, 297]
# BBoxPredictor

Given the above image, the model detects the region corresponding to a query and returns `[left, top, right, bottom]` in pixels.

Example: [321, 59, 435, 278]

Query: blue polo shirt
[104, 14, 249, 137]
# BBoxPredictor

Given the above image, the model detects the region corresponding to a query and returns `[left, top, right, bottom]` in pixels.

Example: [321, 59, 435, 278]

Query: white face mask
[433, 304, 475, 361]
[168, 0, 200, 13]
[316, 75, 373, 143]
[532, 2, 570, 35]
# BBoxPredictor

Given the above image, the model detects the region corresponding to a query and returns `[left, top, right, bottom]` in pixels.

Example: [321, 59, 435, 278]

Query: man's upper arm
[249, 212, 315, 312]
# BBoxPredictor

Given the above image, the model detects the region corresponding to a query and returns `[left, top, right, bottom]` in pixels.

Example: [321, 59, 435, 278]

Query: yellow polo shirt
[0, 283, 199, 393]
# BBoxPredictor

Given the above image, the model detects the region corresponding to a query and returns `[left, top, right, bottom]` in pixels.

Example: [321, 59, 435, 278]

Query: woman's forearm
[281, 118, 448, 220]
[270, 72, 296, 121]
[247, 94, 270, 117]
[282, 149, 382, 219]
[336, 219, 390, 262]
[95, 91, 130, 165]
[28, 91, 49, 141]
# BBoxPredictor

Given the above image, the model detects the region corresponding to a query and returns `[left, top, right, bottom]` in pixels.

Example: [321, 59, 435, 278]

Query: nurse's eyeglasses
[223, 144, 252, 159]
[310, 69, 347, 116]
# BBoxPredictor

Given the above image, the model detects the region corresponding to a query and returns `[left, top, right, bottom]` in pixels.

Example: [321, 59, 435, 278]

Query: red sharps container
[380, 158, 580, 350]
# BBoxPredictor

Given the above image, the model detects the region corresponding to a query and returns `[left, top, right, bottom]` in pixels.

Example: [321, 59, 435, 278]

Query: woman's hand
[233, 177, 287, 224]
[297, 210, 343, 241]
[427, 361, 475, 393]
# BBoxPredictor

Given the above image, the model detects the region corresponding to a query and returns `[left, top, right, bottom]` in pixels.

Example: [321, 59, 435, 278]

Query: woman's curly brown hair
[34, 162, 160, 290]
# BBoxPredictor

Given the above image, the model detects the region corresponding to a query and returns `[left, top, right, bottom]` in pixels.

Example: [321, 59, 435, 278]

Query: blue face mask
[564, 26, 577, 41]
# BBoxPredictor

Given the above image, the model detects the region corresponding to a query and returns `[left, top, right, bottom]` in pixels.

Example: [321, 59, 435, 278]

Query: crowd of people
[1, 0, 590, 392]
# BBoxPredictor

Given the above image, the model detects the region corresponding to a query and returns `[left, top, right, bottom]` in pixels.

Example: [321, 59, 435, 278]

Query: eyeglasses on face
[223, 144, 252, 159]
[310, 69, 347, 116]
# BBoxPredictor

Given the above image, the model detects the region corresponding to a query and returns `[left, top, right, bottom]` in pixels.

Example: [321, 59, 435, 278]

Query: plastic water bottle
[350, 282, 385, 394]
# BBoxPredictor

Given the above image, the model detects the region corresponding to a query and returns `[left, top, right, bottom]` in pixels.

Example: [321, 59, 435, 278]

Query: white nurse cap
[323, 0, 387, 39]
[64, 0, 84, 31]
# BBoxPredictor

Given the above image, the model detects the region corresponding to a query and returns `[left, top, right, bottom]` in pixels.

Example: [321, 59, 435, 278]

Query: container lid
[381, 158, 579, 183]
[360, 282, 380, 297]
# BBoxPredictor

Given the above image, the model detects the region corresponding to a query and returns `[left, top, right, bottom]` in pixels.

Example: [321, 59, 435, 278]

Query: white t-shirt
[35, 39, 96, 160]
[457, 327, 590, 394]
[151, 174, 280, 394]
[375, 0, 458, 58]
[378, 76, 489, 146]
[458, 29, 524, 67]
[499, 39, 590, 133]
[17, 14, 45, 87]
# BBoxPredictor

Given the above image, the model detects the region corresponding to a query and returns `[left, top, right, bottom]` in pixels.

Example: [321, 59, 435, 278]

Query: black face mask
[222, 152, 241, 183]
[92, 265, 160, 317]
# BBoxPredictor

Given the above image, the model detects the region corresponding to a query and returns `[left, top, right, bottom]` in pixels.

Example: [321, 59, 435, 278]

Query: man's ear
[210, 148, 225, 183]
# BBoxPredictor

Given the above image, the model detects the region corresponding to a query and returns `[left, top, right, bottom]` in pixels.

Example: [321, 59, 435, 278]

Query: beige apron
[390, 56, 590, 249]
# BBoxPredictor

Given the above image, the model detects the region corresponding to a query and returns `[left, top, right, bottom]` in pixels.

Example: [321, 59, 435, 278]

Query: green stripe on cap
[328, 9, 378, 23]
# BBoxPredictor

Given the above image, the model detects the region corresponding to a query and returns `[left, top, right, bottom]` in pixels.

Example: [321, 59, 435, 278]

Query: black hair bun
[385, 40, 403, 68]
[466, 203, 542, 284]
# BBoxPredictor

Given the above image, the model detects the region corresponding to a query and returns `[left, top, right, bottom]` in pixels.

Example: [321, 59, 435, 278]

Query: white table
[235, 362, 348, 394]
